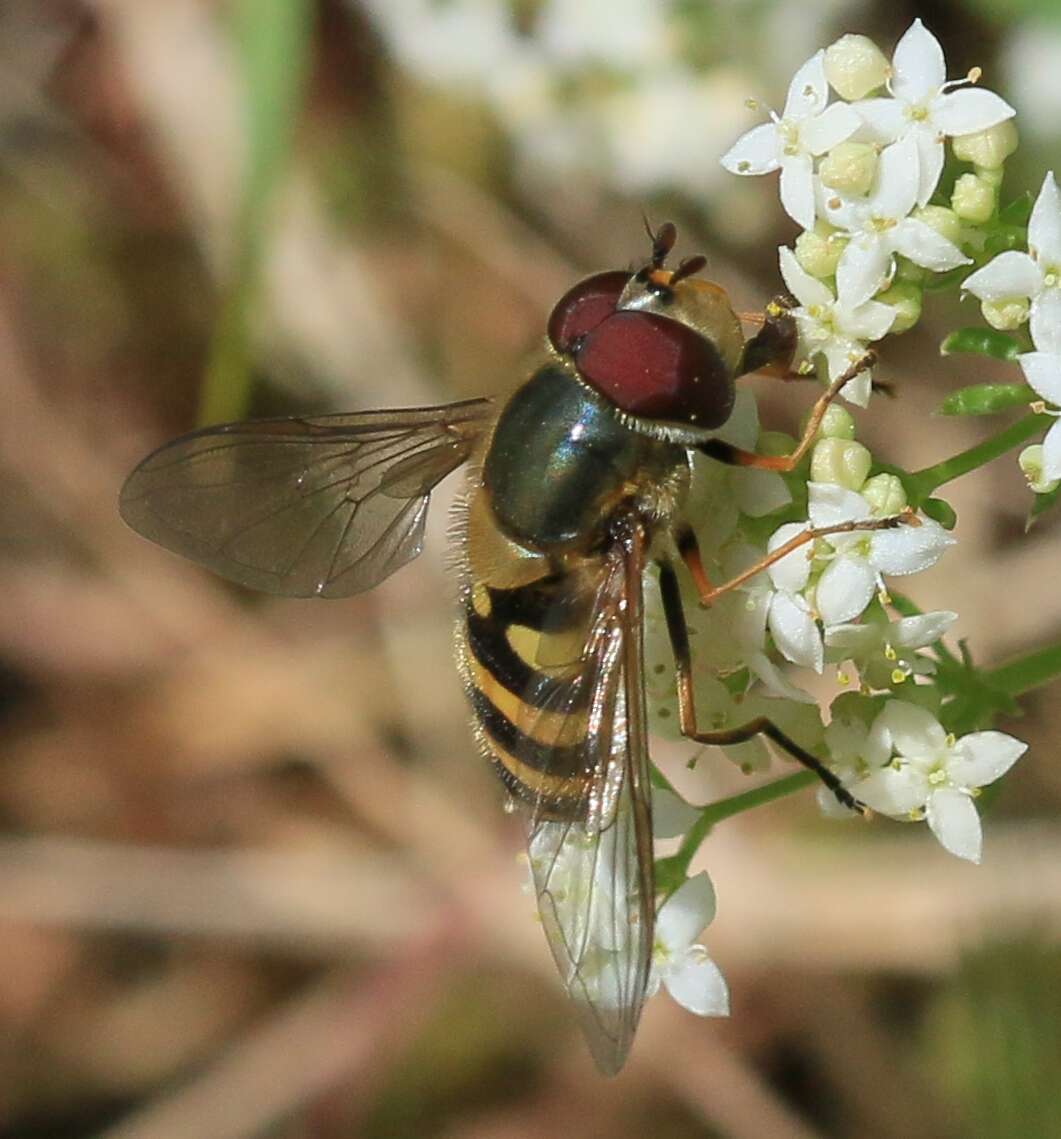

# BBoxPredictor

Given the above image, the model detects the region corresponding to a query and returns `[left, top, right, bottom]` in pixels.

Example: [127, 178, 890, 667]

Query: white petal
[801, 101, 861, 155]
[768, 592, 823, 671]
[868, 135, 921, 221]
[653, 787, 701, 839]
[747, 650, 817, 704]
[850, 97, 906, 143]
[1030, 290, 1061, 356]
[1018, 351, 1061, 405]
[657, 871, 716, 950]
[891, 218, 970, 272]
[839, 366, 872, 407]
[854, 763, 929, 815]
[836, 235, 893, 309]
[713, 387, 760, 448]
[1043, 421, 1061, 481]
[891, 19, 946, 104]
[949, 731, 1027, 788]
[817, 781, 858, 819]
[779, 245, 833, 308]
[816, 554, 877, 625]
[870, 516, 954, 575]
[720, 122, 781, 175]
[926, 788, 982, 863]
[913, 126, 945, 206]
[767, 521, 812, 591]
[808, 482, 871, 527]
[873, 699, 947, 757]
[783, 50, 828, 121]
[1029, 171, 1061, 266]
[780, 153, 816, 230]
[735, 468, 792, 517]
[893, 611, 958, 648]
[664, 949, 730, 1016]
[824, 622, 880, 652]
[839, 299, 896, 342]
[931, 88, 1015, 136]
[963, 251, 1042, 302]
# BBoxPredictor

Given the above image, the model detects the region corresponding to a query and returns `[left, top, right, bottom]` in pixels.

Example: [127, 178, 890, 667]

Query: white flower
[1017, 351, 1061, 480]
[761, 521, 824, 673]
[964, 172, 1061, 355]
[778, 246, 896, 406]
[825, 610, 957, 687]
[850, 701, 1027, 862]
[819, 135, 970, 308]
[721, 51, 860, 229]
[808, 483, 955, 627]
[653, 787, 701, 839]
[852, 19, 1015, 206]
[648, 873, 729, 1016]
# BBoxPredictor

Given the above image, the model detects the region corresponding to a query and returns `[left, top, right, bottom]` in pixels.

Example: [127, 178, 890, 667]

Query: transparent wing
[120, 399, 492, 598]
[519, 521, 654, 1076]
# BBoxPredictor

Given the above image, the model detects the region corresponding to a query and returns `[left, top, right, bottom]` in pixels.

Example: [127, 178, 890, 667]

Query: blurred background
[0, 1, 1060, 1136]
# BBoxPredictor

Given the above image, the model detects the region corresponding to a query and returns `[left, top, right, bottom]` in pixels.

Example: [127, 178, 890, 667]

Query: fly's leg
[656, 561, 866, 814]
[703, 351, 877, 473]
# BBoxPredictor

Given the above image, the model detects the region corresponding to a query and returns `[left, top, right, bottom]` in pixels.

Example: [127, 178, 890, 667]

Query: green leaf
[939, 382, 1034, 416]
[999, 191, 1033, 226]
[922, 496, 958, 529]
[940, 328, 1022, 362]
[1027, 482, 1061, 530]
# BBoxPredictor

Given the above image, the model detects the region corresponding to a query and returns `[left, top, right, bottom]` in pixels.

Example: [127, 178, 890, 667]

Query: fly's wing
[120, 399, 493, 598]
[519, 521, 654, 1076]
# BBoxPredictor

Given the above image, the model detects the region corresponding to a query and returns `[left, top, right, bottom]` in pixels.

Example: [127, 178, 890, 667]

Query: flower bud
[874, 281, 922, 334]
[824, 34, 890, 100]
[861, 472, 907, 516]
[912, 205, 962, 247]
[794, 221, 846, 279]
[981, 296, 1029, 331]
[819, 142, 878, 197]
[975, 164, 1005, 188]
[952, 173, 997, 223]
[758, 429, 797, 457]
[818, 403, 856, 440]
[894, 257, 926, 285]
[950, 120, 1019, 169]
[1019, 444, 1061, 494]
[811, 438, 872, 490]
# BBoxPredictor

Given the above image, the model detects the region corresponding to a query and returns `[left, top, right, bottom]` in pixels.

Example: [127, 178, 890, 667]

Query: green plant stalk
[986, 643, 1061, 697]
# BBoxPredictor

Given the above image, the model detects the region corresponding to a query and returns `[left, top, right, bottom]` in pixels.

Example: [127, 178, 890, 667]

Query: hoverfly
[121, 222, 894, 1075]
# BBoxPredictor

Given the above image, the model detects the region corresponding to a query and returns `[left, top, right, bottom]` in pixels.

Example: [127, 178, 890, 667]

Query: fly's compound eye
[547, 270, 631, 355]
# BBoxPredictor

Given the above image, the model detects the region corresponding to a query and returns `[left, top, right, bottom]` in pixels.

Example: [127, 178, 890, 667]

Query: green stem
[908, 413, 1048, 499]
[986, 642, 1061, 696]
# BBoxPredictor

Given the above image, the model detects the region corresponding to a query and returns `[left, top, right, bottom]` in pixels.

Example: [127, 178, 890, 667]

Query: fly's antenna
[643, 217, 678, 269]
[669, 254, 708, 285]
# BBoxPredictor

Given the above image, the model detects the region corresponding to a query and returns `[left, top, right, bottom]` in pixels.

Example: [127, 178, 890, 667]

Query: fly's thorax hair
[618, 271, 745, 378]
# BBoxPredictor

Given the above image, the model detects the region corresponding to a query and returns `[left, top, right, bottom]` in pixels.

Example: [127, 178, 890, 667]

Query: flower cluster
[723, 20, 1016, 405]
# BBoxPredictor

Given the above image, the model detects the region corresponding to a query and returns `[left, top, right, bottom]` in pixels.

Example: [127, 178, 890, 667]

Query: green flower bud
[824, 34, 890, 100]
[952, 173, 997, 224]
[894, 257, 927, 285]
[874, 281, 922, 334]
[912, 205, 962, 247]
[794, 221, 847, 279]
[861, 472, 907, 516]
[1018, 444, 1060, 494]
[975, 164, 1005, 189]
[950, 120, 1019, 169]
[981, 296, 1030, 331]
[818, 403, 856, 440]
[819, 142, 878, 197]
[811, 438, 872, 490]
[758, 429, 797, 457]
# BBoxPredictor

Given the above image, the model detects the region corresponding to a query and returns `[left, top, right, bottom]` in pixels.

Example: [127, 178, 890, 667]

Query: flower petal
[656, 871, 716, 950]
[949, 731, 1027, 788]
[1029, 171, 1061, 266]
[868, 135, 921, 221]
[963, 250, 1042, 302]
[747, 650, 817, 703]
[926, 787, 982, 863]
[836, 235, 893, 309]
[808, 482, 871, 527]
[891, 218, 970, 272]
[768, 591, 823, 671]
[1030, 290, 1061, 356]
[869, 516, 954, 575]
[780, 153, 816, 230]
[767, 521, 813, 591]
[1043, 420, 1061, 481]
[653, 787, 701, 839]
[735, 468, 792, 516]
[891, 19, 946, 104]
[824, 622, 880, 652]
[850, 96, 906, 143]
[839, 298, 897, 342]
[816, 554, 877, 625]
[779, 245, 833, 308]
[893, 610, 958, 648]
[932, 88, 1015, 136]
[720, 122, 781, 175]
[873, 699, 947, 757]
[783, 50, 828, 121]
[663, 949, 730, 1016]
[1018, 351, 1061, 405]
[913, 125, 945, 206]
[839, 366, 873, 407]
[801, 101, 861, 155]
[855, 763, 929, 815]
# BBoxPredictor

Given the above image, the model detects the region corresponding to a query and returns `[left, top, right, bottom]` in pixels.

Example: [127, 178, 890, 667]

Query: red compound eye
[574, 310, 734, 428]
[547, 270, 630, 353]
